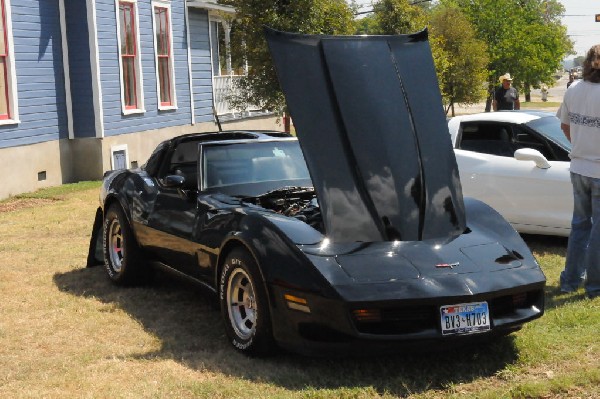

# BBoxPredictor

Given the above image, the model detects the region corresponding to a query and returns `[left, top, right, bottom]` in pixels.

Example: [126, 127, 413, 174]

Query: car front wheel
[103, 204, 147, 285]
[220, 248, 274, 356]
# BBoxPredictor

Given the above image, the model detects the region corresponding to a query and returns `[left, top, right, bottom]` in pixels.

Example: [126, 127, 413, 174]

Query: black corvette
[89, 29, 545, 356]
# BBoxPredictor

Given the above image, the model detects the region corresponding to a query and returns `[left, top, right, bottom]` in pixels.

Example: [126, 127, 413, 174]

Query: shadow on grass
[544, 284, 589, 308]
[520, 234, 592, 308]
[55, 266, 520, 397]
[521, 233, 567, 258]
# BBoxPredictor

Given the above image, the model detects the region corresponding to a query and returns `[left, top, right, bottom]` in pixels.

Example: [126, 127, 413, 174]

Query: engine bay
[247, 186, 323, 232]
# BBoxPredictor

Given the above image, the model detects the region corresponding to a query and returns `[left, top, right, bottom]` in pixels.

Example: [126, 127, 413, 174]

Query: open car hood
[265, 28, 466, 242]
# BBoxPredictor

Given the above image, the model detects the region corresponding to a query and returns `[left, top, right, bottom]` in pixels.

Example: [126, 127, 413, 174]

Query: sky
[560, 0, 600, 57]
[350, 0, 600, 58]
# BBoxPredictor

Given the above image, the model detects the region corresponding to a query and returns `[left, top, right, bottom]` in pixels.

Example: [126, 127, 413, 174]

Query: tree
[222, 0, 356, 116]
[370, 0, 448, 96]
[447, 0, 573, 103]
[355, 14, 379, 35]
[429, 5, 488, 115]
[370, 0, 488, 114]
[573, 56, 585, 68]
[372, 0, 427, 35]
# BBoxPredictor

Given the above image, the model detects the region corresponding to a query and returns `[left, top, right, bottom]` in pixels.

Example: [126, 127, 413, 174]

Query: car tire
[220, 248, 274, 356]
[103, 204, 147, 285]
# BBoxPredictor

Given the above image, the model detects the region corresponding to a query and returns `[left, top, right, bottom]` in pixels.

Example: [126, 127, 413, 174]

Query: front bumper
[268, 279, 544, 356]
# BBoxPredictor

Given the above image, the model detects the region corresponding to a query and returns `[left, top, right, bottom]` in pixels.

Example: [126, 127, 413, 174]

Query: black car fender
[103, 173, 149, 232]
[217, 213, 338, 300]
[87, 191, 131, 267]
[88, 172, 144, 265]
[464, 197, 538, 264]
[101, 170, 131, 211]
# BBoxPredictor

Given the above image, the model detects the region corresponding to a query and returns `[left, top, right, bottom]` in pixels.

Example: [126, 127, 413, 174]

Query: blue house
[0, 0, 275, 200]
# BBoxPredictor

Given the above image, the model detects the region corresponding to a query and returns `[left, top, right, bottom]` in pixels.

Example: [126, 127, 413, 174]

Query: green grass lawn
[520, 101, 561, 109]
[0, 183, 598, 398]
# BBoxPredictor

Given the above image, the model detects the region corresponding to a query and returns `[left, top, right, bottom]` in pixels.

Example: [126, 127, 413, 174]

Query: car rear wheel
[220, 248, 274, 356]
[103, 204, 147, 285]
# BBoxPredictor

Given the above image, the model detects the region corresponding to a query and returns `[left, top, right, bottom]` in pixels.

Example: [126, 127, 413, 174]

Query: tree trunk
[485, 84, 493, 112]
[524, 82, 531, 102]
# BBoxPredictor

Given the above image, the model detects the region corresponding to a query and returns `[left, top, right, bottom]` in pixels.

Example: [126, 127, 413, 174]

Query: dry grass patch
[0, 197, 58, 213]
[0, 183, 599, 398]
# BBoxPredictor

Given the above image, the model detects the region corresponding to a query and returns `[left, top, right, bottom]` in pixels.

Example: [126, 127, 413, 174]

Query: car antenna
[212, 105, 223, 132]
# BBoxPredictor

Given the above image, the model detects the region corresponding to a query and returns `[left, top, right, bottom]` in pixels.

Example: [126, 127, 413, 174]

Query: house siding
[0, 1, 279, 201]
[0, 0, 68, 149]
[65, 0, 95, 139]
[189, 8, 214, 124]
[95, 0, 193, 138]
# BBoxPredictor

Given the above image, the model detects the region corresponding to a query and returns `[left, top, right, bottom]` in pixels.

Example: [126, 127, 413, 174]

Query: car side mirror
[162, 174, 186, 188]
[514, 148, 551, 169]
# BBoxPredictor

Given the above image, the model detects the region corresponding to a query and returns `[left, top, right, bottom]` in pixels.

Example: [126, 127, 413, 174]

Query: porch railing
[213, 75, 265, 118]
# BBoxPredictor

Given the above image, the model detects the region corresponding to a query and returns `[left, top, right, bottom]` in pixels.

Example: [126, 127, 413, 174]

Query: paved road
[529, 73, 569, 103]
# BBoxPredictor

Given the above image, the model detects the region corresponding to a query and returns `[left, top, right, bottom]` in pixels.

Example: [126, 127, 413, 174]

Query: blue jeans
[562, 172, 600, 298]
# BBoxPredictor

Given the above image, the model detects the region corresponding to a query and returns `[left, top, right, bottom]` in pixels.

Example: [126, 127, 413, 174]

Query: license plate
[440, 301, 490, 336]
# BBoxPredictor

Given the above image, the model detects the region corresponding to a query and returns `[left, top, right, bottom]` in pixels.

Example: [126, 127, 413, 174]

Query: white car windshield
[526, 116, 571, 151]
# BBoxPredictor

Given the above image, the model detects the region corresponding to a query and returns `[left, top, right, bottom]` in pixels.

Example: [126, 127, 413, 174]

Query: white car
[448, 111, 572, 236]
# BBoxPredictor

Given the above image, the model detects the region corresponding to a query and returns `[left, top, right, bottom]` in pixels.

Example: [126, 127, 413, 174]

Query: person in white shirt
[557, 44, 600, 299]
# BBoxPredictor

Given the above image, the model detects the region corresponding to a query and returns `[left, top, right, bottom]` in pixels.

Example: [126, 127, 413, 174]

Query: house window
[117, 1, 144, 113]
[0, 0, 17, 123]
[152, 3, 176, 109]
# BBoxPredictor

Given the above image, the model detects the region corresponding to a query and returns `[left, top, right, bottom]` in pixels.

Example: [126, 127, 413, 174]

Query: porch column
[222, 20, 233, 75]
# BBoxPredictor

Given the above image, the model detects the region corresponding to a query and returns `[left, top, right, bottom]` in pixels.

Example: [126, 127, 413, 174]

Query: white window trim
[115, 0, 145, 115]
[0, 0, 19, 125]
[151, 1, 177, 111]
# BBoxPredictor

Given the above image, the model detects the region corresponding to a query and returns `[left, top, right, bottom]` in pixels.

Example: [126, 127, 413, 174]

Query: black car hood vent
[266, 28, 466, 242]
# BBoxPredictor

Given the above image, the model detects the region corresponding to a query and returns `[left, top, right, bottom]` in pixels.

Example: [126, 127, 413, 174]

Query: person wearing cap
[493, 73, 520, 111]
[557, 44, 600, 299]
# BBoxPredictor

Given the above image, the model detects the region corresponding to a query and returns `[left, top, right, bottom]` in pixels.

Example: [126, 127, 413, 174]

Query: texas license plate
[440, 302, 490, 335]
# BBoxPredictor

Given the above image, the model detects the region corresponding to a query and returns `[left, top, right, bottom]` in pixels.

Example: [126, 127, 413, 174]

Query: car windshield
[202, 141, 311, 189]
[525, 116, 571, 151]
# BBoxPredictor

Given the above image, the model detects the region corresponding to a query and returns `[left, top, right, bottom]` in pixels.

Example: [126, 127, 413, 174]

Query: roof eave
[186, 1, 236, 14]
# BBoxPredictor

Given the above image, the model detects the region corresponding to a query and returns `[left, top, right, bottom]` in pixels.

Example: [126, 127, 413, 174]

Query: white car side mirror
[514, 148, 551, 169]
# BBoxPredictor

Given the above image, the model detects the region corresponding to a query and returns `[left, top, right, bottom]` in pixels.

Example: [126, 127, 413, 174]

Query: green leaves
[372, 0, 427, 35]
[429, 4, 489, 113]
[452, 0, 573, 91]
[225, 0, 356, 114]
[224, 0, 572, 115]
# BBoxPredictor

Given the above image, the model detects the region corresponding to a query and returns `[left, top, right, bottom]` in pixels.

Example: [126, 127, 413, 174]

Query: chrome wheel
[103, 204, 147, 286]
[220, 248, 273, 355]
[107, 218, 124, 273]
[226, 268, 257, 340]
